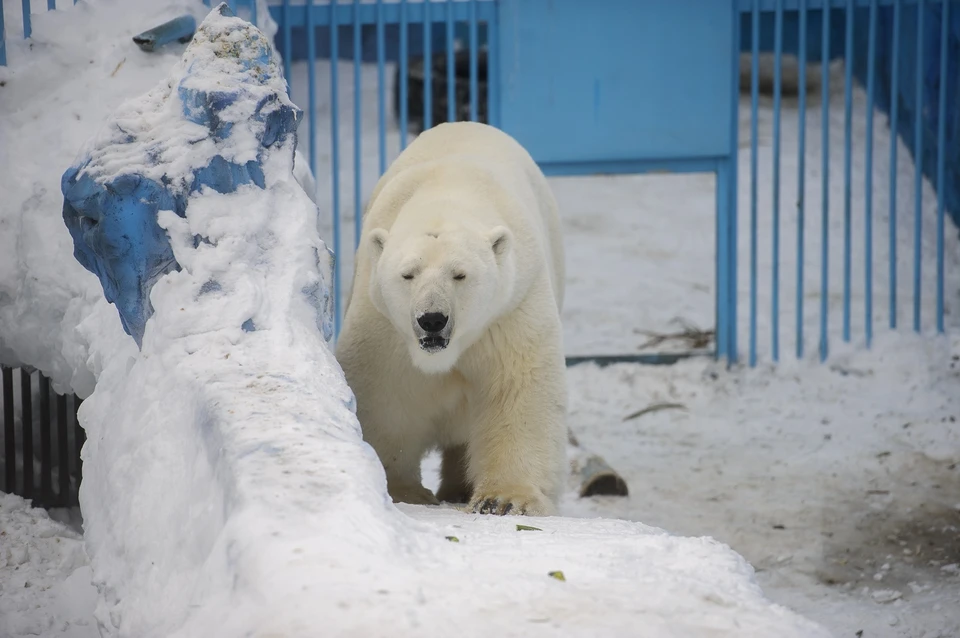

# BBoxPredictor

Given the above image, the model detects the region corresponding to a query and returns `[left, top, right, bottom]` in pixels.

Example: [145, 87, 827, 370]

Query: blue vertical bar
[797, 0, 808, 359]
[0, 0, 7, 67]
[250, 0, 257, 26]
[469, 0, 478, 122]
[306, 0, 317, 177]
[21, 0, 31, 39]
[282, 0, 292, 100]
[728, 3, 740, 365]
[47, 0, 54, 11]
[890, 0, 901, 329]
[935, 0, 949, 333]
[749, 0, 760, 367]
[717, 161, 730, 362]
[772, 0, 783, 362]
[353, 0, 362, 249]
[819, 2, 830, 362]
[377, 0, 386, 176]
[866, 0, 878, 346]
[331, 0, 343, 336]
[842, 0, 854, 343]
[423, 0, 432, 130]
[912, 0, 924, 333]
[399, 0, 409, 149]
[488, 0, 499, 127]
[446, 0, 455, 123]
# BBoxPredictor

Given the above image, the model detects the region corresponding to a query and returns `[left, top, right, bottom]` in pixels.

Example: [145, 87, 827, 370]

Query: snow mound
[0, 493, 97, 638]
[61, 3, 331, 346]
[0, 0, 312, 396]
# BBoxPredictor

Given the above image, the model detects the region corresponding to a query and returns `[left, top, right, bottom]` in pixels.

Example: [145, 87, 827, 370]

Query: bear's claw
[469, 487, 556, 516]
[474, 498, 521, 515]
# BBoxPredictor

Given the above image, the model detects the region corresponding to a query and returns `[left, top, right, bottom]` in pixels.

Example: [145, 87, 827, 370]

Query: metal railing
[1, 366, 84, 508]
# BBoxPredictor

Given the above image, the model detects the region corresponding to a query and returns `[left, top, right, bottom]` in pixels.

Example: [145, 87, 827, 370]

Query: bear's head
[367, 221, 515, 374]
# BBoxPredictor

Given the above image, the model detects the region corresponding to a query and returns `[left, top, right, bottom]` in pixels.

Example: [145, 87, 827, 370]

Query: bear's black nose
[417, 312, 448, 333]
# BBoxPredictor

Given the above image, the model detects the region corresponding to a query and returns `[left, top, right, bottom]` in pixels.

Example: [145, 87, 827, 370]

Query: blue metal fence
[1, 0, 957, 367]
[739, 0, 958, 365]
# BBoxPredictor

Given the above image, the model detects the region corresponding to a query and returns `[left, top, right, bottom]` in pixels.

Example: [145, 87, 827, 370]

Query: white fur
[336, 122, 567, 516]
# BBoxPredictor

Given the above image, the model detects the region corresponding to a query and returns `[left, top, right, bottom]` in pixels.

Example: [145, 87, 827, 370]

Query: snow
[0, 0, 958, 637]
[557, 333, 960, 638]
[0, 493, 97, 638]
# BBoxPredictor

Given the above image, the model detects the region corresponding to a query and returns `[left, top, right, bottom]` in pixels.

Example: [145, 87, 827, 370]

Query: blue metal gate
[262, 0, 957, 366]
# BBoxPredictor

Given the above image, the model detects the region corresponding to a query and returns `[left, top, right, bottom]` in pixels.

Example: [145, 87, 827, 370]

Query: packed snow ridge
[1, 3, 827, 637]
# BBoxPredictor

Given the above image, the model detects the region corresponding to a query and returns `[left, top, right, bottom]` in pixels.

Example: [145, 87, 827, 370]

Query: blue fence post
[0, 0, 7, 67]
[749, 0, 759, 367]
[282, 0, 292, 99]
[889, 0, 901, 330]
[913, 1, 925, 334]
[353, 0, 362, 249]
[797, 0, 807, 360]
[306, 0, 317, 176]
[423, 0, 432, 130]
[729, 2, 739, 366]
[772, 0, 783, 363]
[935, 0, 949, 333]
[842, 0, 855, 344]
[819, 2, 831, 363]
[399, 0, 409, 149]
[865, 0, 878, 347]
[469, 0, 479, 122]
[487, 0, 499, 127]
[376, 0, 386, 176]
[331, 0, 343, 336]
[21, 0, 31, 40]
[717, 160, 731, 363]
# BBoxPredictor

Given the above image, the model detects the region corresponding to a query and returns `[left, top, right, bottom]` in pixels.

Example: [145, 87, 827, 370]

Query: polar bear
[335, 121, 567, 516]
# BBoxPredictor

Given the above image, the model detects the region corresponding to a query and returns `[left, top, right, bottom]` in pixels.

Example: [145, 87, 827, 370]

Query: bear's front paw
[388, 482, 440, 506]
[468, 486, 555, 517]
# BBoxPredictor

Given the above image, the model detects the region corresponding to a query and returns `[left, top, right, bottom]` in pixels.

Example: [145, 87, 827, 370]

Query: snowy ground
[0, 495, 95, 637]
[1, 0, 959, 636]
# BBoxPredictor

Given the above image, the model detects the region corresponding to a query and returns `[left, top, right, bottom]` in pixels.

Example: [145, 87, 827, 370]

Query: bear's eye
[453, 273, 466, 281]
[402, 273, 415, 280]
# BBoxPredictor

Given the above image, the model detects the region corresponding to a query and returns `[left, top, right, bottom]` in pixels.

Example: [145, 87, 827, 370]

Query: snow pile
[0, 493, 98, 638]
[0, 0, 208, 395]
[60, 2, 330, 346]
[0, 0, 309, 395]
[54, 5, 829, 638]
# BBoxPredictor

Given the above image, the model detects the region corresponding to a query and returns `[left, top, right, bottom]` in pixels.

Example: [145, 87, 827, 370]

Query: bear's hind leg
[435, 445, 473, 504]
[364, 418, 440, 506]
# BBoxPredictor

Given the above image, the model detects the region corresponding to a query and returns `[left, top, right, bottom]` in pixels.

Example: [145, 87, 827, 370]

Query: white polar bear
[336, 121, 567, 516]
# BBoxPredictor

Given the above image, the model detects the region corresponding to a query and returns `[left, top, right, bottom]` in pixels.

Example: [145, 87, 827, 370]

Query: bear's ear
[369, 228, 388, 258]
[488, 226, 512, 260]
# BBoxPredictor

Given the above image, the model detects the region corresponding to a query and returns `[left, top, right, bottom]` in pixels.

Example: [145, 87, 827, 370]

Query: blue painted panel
[496, 0, 736, 167]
